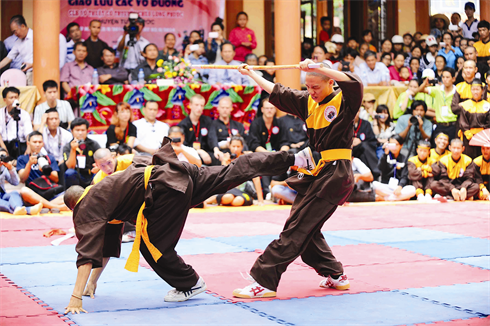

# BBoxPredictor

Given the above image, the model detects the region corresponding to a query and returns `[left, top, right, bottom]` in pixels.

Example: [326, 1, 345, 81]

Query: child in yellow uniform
[473, 144, 490, 200]
[408, 140, 436, 201]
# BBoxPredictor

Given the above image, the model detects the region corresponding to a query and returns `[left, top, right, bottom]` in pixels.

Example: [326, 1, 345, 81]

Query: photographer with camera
[116, 13, 149, 71]
[395, 100, 433, 158]
[63, 118, 101, 189]
[168, 126, 202, 167]
[0, 87, 33, 159]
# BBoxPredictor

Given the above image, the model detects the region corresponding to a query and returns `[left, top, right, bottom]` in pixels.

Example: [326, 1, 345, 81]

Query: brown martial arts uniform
[249, 72, 363, 291]
[408, 156, 436, 196]
[430, 154, 480, 199]
[474, 155, 490, 199]
[73, 138, 294, 291]
[429, 148, 450, 162]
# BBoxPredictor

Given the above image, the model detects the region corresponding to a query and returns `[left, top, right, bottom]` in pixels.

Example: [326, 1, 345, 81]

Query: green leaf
[93, 91, 117, 106]
[182, 84, 196, 100]
[204, 90, 220, 109]
[244, 93, 261, 112]
[200, 84, 212, 93]
[243, 85, 255, 94]
[181, 103, 188, 117]
[92, 109, 107, 125]
[165, 88, 177, 109]
[159, 85, 170, 92]
[112, 85, 123, 96]
[141, 87, 163, 101]
[79, 94, 87, 109]
[226, 88, 243, 103]
[123, 90, 133, 103]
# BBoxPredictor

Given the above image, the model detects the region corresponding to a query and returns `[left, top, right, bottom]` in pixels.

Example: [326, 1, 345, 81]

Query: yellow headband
[436, 132, 449, 140]
[417, 145, 431, 149]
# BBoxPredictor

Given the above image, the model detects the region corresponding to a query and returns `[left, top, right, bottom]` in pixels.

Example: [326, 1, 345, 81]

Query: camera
[109, 144, 119, 152]
[10, 99, 21, 121]
[374, 114, 386, 120]
[410, 115, 421, 125]
[230, 153, 237, 160]
[189, 44, 200, 52]
[171, 137, 181, 143]
[35, 155, 53, 176]
[341, 61, 350, 72]
[428, 79, 438, 86]
[0, 152, 12, 163]
[208, 32, 219, 39]
[124, 13, 144, 46]
[78, 139, 86, 150]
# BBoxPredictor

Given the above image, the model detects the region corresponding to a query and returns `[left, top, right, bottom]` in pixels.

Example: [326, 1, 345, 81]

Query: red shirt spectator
[229, 12, 257, 62]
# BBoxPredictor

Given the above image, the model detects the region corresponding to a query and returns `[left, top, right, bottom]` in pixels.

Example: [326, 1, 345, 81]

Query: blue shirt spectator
[437, 33, 462, 69]
[17, 153, 59, 185]
[207, 42, 248, 85]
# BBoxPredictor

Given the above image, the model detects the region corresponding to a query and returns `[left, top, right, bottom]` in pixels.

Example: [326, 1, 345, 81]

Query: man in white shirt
[133, 100, 169, 155]
[41, 108, 73, 164]
[354, 51, 390, 86]
[208, 42, 248, 85]
[0, 87, 33, 159]
[116, 16, 149, 70]
[168, 126, 202, 167]
[65, 22, 84, 63]
[34, 80, 75, 130]
[4, 34, 22, 69]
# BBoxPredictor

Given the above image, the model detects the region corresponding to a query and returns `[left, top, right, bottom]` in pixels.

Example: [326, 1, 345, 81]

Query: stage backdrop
[60, 0, 224, 50]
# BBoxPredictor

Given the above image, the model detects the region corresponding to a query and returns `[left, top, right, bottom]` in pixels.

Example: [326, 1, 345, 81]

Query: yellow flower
[99, 84, 111, 95]
[173, 72, 177, 77]
[164, 66, 169, 70]
[147, 84, 158, 91]
[157, 59, 164, 67]
[233, 85, 244, 92]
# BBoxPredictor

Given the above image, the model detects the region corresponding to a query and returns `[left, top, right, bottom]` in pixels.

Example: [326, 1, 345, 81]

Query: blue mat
[396, 282, 490, 316]
[68, 303, 282, 325]
[453, 256, 490, 270]
[385, 238, 490, 259]
[242, 291, 477, 325]
[26, 280, 225, 314]
[0, 245, 78, 265]
[324, 227, 467, 244]
[0, 258, 159, 288]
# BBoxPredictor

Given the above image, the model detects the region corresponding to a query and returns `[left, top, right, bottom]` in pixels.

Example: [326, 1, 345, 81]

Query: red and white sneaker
[319, 274, 350, 290]
[233, 281, 276, 299]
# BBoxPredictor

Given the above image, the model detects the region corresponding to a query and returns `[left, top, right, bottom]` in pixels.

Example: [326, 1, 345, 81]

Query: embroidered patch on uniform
[201, 128, 208, 136]
[88, 150, 93, 156]
[324, 106, 338, 122]
[359, 133, 365, 141]
[232, 129, 238, 135]
[298, 173, 304, 179]
[272, 126, 280, 134]
[303, 124, 307, 131]
[219, 129, 223, 132]
[459, 168, 464, 177]
[483, 103, 490, 112]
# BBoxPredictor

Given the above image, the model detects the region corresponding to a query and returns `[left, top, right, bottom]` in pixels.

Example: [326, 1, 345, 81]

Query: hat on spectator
[324, 42, 337, 54]
[420, 34, 430, 41]
[431, 14, 450, 29]
[422, 69, 435, 79]
[363, 93, 376, 102]
[464, 2, 475, 10]
[425, 35, 438, 47]
[391, 35, 404, 44]
[331, 34, 344, 44]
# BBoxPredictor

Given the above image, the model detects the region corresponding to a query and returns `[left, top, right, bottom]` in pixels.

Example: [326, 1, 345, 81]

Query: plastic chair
[0, 69, 27, 87]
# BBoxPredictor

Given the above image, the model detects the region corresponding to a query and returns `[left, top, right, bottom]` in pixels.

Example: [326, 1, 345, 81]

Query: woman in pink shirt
[229, 12, 257, 62]
[389, 53, 411, 82]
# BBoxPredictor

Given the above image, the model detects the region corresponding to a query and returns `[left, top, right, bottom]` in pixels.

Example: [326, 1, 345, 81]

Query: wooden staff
[191, 63, 323, 70]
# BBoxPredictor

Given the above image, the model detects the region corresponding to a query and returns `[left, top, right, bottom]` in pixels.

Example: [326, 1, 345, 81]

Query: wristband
[72, 294, 82, 300]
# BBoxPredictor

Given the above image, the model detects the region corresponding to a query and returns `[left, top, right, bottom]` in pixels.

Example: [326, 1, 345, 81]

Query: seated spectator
[17, 131, 67, 211]
[185, 30, 202, 51]
[431, 138, 479, 201]
[178, 95, 215, 165]
[359, 93, 376, 122]
[280, 113, 308, 153]
[353, 110, 380, 180]
[0, 40, 10, 75]
[106, 102, 136, 150]
[60, 42, 94, 95]
[205, 18, 227, 64]
[131, 43, 159, 83]
[403, 33, 413, 53]
[300, 45, 333, 84]
[355, 51, 390, 86]
[438, 32, 463, 69]
[456, 56, 465, 74]
[185, 40, 209, 82]
[372, 104, 396, 159]
[329, 34, 344, 62]
[0, 147, 42, 215]
[160, 33, 180, 59]
[430, 132, 451, 162]
[378, 39, 394, 59]
[332, 48, 356, 73]
[392, 35, 404, 53]
[34, 80, 75, 130]
[380, 51, 393, 68]
[83, 20, 108, 69]
[133, 100, 169, 155]
[433, 55, 447, 83]
[206, 136, 263, 206]
[455, 47, 489, 85]
[258, 55, 268, 66]
[0, 87, 33, 159]
[362, 29, 377, 52]
[420, 35, 439, 71]
[301, 38, 314, 60]
[319, 17, 332, 45]
[373, 135, 416, 201]
[208, 97, 247, 156]
[96, 47, 128, 85]
[354, 43, 369, 68]
[454, 58, 483, 102]
[243, 53, 263, 85]
[65, 22, 83, 63]
[116, 16, 149, 71]
[40, 108, 73, 165]
[408, 140, 436, 201]
[208, 42, 248, 85]
[395, 100, 433, 158]
[393, 78, 434, 119]
[63, 118, 100, 188]
[168, 126, 202, 167]
[261, 58, 276, 83]
[229, 11, 257, 62]
[347, 156, 375, 203]
[474, 20, 490, 65]
[389, 53, 410, 82]
[397, 66, 412, 85]
[474, 144, 490, 200]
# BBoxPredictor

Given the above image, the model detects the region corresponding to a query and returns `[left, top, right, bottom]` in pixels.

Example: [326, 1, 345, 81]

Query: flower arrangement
[148, 56, 197, 84]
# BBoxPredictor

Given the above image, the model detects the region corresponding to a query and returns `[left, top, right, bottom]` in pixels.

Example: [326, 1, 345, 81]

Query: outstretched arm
[83, 257, 110, 299]
[65, 263, 92, 314]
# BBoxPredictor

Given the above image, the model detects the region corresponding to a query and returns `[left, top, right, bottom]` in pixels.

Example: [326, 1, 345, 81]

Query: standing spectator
[455, 46, 489, 84]
[301, 38, 314, 60]
[355, 51, 390, 86]
[395, 100, 433, 158]
[65, 22, 83, 63]
[0, 16, 33, 84]
[184, 40, 209, 81]
[40, 108, 73, 164]
[160, 33, 180, 58]
[372, 104, 396, 159]
[392, 35, 404, 54]
[430, 14, 449, 41]
[461, 2, 479, 39]
[60, 43, 94, 95]
[4, 32, 21, 70]
[133, 100, 169, 155]
[318, 17, 332, 45]
[205, 18, 227, 64]
[116, 15, 149, 70]
[362, 29, 377, 52]
[474, 20, 490, 65]
[63, 118, 101, 188]
[451, 12, 463, 28]
[97, 48, 129, 85]
[83, 20, 108, 69]
[0, 87, 33, 159]
[453, 59, 480, 104]
[394, 77, 434, 119]
[389, 53, 409, 82]
[131, 43, 160, 83]
[105, 102, 136, 149]
[378, 39, 393, 57]
[33, 80, 75, 131]
[438, 32, 463, 69]
[229, 11, 257, 62]
[420, 35, 439, 71]
[0, 41, 10, 75]
[434, 55, 447, 83]
[208, 42, 248, 85]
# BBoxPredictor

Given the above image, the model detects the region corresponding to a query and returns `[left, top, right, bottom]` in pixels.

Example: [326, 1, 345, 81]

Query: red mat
[32, 215, 74, 230]
[184, 222, 285, 238]
[0, 315, 72, 326]
[180, 229, 203, 239]
[0, 230, 77, 248]
[415, 317, 490, 326]
[0, 218, 49, 232]
[186, 210, 288, 226]
[422, 222, 490, 239]
[0, 287, 56, 317]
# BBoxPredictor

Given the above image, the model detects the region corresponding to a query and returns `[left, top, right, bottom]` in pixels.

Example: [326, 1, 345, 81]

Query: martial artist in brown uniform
[233, 59, 363, 298]
[407, 140, 436, 201]
[474, 145, 490, 200]
[64, 138, 313, 314]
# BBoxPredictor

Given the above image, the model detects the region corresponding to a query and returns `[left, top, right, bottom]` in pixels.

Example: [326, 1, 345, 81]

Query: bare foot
[451, 188, 461, 201]
[459, 188, 467, 202]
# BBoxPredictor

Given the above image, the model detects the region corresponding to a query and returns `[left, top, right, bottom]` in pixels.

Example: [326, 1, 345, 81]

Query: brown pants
[142, 151, 295, 291]
[430, 180, 480, 199]
[250, 184, 344, 291]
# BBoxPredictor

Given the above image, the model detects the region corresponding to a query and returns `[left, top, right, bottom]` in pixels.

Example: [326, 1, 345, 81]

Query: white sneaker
[121, 231, 136, 243]
[319, 274, 350, 290]
[424, 193, 432, 201]
[294, 147, 317, 171]
[417, 194, 425, 202]
[164, 277, 207, 302]
[233, 281, 276, 299]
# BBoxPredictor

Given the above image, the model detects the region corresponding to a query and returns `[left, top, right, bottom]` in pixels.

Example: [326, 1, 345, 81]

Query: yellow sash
[125, 165, 163, 273]
[295, 149, 352, 176]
